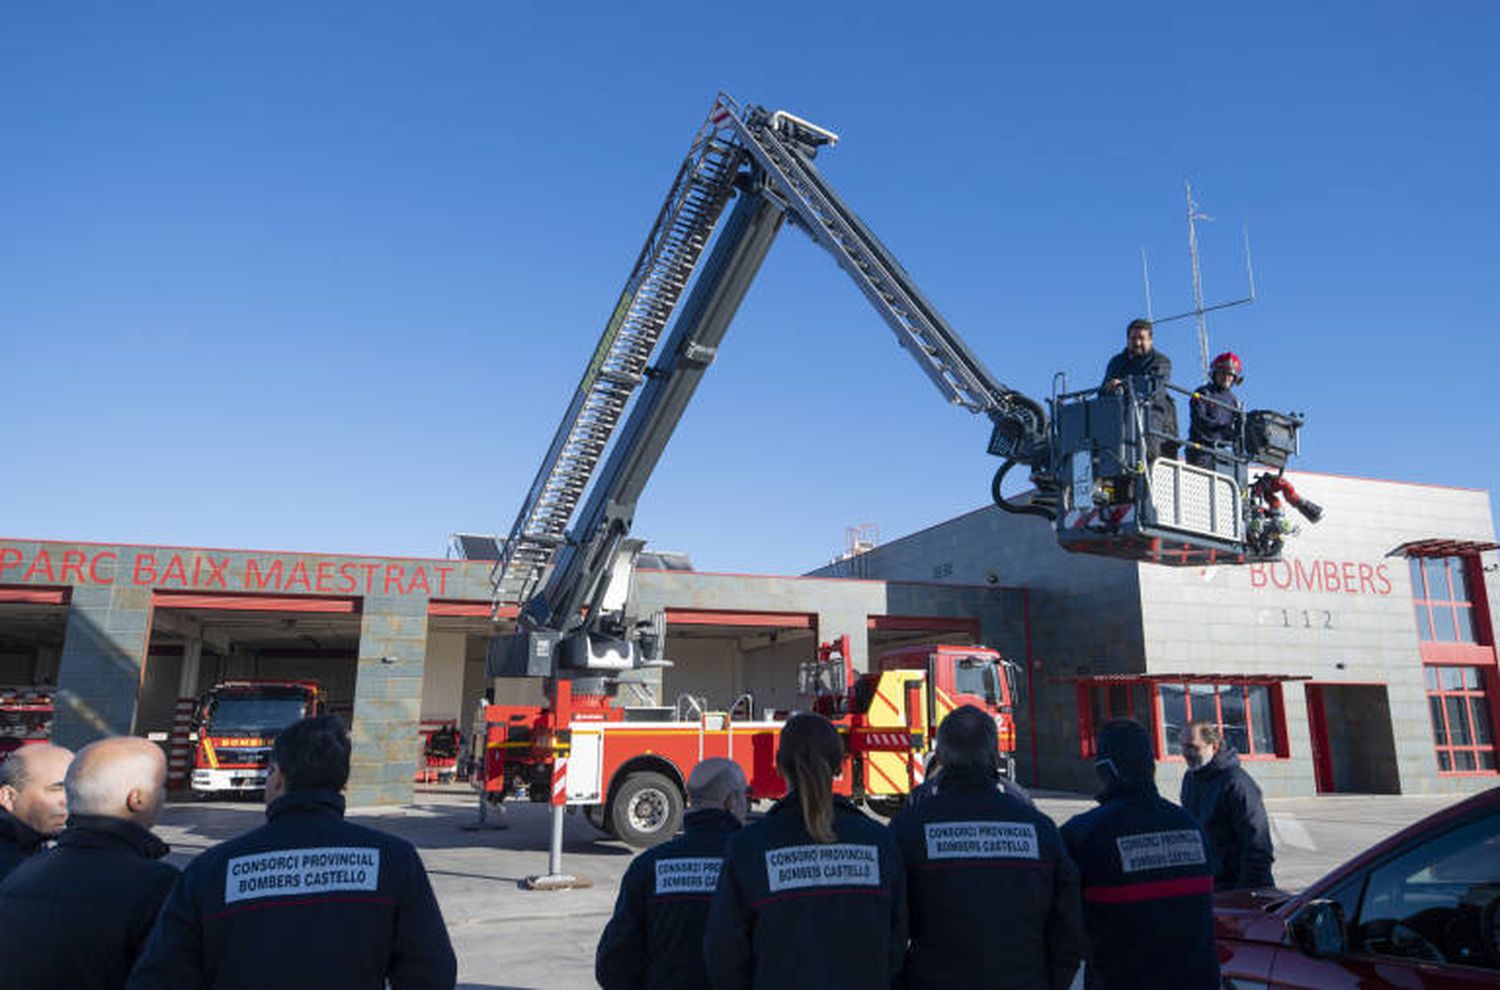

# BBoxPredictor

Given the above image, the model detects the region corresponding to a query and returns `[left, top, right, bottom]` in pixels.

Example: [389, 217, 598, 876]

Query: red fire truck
[474, 96, 1313, 883]
[0, 687, 54, 757]
[472, 637, 1021, 846]
[189, 680, 322, 796]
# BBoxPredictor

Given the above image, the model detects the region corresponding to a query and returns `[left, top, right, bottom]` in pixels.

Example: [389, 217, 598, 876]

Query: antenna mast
[1147, 182, 1256, 380]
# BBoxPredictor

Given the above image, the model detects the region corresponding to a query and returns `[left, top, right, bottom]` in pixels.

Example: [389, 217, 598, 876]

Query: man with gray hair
[891, 706, 1083, 990]
[0, 742, 73, 881]
[597, 757, 749, 989]
[0, 736, 177, 989]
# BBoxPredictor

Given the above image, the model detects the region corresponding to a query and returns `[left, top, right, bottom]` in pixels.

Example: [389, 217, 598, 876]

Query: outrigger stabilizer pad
[524, 872, 593, 891]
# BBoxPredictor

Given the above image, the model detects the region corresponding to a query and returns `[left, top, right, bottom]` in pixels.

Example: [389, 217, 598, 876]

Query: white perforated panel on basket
[1151, 461, 1241, 539]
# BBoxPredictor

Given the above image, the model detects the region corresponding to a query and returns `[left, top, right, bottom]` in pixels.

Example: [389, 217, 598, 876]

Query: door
[1305, 684, 1334, 794]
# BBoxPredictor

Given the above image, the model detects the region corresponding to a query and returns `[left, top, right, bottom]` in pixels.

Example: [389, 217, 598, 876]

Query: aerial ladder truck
[480, 94, 1318, 884]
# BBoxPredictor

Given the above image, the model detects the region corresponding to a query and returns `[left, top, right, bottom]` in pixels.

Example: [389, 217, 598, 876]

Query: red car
[1216, 786, 1500, 987]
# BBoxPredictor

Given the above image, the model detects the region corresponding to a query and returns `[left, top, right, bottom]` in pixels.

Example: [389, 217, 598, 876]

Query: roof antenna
[1148, 181, 1256, 379]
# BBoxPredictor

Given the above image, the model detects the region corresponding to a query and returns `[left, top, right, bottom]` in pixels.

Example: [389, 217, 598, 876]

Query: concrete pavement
[150, 786, 1487, 989]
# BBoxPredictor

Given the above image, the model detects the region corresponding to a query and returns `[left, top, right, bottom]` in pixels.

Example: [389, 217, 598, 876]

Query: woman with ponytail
[704, 713, 907, 989]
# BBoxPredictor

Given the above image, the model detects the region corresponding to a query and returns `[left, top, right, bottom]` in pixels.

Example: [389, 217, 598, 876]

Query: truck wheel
[610, 772, 682, 848]
[584, 803, 613, 836]
[866, 796, 906, 820]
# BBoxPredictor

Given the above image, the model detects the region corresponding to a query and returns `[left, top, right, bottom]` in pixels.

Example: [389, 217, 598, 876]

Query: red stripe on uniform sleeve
[1083, 875, 1213, 903]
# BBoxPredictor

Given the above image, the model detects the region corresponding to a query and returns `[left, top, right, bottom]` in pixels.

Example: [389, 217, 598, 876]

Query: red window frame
[1409, 556, 1482, 645]
[1077, 678, 1290, 761]
[1423, 664, 1499, 775]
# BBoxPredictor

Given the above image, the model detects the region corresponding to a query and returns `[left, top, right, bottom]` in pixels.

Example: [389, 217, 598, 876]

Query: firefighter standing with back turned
[891, 705, 1083, 990]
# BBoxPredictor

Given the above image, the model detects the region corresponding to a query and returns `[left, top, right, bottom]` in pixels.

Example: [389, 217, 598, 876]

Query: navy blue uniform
[126, 789, 455, 990]
[1180, 745, 1274, 891]
[0, 806, 45, 882]
[596, 807, 742, 990]
[1061, 785, 1219, 990]
[891, 769, 1083, 990]
[1187, 381, 1242, 468]
[1103, 347, 1178, 457]
[704, 794, 906, 990]
[0, 815, 178, 990]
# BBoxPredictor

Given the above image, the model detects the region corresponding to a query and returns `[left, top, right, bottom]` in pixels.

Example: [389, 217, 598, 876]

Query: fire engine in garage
[189, 679, 322, 796]
[477, 94, 1317, 883]
[472, 636, 1022, 846]
[0, 687, 54, 756]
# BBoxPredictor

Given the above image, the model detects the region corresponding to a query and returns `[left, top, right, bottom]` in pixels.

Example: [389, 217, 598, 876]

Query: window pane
[1353, 808, 1500, 968]
[1426, 558, 1451, 601]
[1450, 559, 1471, 603]
[1410, 557, 1425, 597]
[1130, 685, 1151, 726]
[1455, 750, 1478, 771]
[1430, 696, 1449, 745]
[1414, 605, 1434, 641]
[1433, 606, 1458, 642]
[1464, 667, 1482, 690]
[1425, 666, 1439, 690]
[1219, 685, 1249, 753]
[1441, 667, 1465, 691]
[1090, 687, 1107, 725]
[1188, 683, 1218, 725]
[1481, 750, 1497, 771]
[1160, 684, 1186, 753]
[1109, 684, 1130, 717]
[1470, 696, 1494, 746]
[1438, 750, 1453, 771]
[1447, 696, 1473, 745]
[1247, 685, 1274, 755]
[1455, 606, 1478, 644]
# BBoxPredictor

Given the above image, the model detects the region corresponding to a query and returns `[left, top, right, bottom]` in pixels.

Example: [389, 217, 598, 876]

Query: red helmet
[1211, 351, 1243, 384]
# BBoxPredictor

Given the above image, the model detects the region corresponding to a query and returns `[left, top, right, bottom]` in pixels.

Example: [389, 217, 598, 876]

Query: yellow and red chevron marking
[550, 757, 568, 806]
[856, 731, 912, 750]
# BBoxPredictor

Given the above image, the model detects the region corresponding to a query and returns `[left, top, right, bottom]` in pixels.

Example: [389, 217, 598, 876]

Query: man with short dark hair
[0, 737, 178, 989]
[1102, 318, 1179, 459]
[596, 758, 749, 989]
[1180, 719, 1275, 891]
[891, 706, 1083, 990]
[1062, 719, 1219, 989]
[127, 716, 456, 989]
[0, 743, 73, 881]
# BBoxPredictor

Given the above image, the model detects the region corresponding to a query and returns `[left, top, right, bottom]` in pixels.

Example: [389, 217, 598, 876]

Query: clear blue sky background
[2, 4, 1496, 573]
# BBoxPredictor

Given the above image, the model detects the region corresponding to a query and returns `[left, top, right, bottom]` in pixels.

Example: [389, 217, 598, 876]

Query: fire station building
[2, 469, 1496, 806]
[813, 470, 1500, 800]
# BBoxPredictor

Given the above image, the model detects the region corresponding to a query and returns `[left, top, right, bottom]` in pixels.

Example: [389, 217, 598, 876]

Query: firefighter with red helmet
[1187, 351, 1244, 469]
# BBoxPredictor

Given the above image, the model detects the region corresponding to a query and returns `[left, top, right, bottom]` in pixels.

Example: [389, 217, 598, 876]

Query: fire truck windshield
[206, 696, 308, 734]
[954, 659, 1000, 704]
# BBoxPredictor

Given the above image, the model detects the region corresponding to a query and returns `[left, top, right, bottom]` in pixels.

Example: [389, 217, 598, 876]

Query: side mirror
[1287, 899, 1346, 959]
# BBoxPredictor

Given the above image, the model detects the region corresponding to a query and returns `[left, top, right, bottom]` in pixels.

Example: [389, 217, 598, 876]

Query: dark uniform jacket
[890, 769, 1083, 990]
[704, 794, 906, 990]
[1061, 781, 1219, 990]
[1180, 745, 1275, 891]
[1188, 381, 1241, 466]
[596, 807, 742, 990]
[0, 805, 46, 882]
[1103, 348, 1178, 457]
[126, 789, 456, 990]
[0, 814, 178, 990]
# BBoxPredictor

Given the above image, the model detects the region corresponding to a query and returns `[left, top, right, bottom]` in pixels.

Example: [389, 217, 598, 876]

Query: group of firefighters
[596, 706, 1272, 990]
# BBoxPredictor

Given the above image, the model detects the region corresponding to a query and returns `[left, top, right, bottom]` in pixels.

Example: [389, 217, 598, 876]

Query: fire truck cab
[189, 680, 322, 796]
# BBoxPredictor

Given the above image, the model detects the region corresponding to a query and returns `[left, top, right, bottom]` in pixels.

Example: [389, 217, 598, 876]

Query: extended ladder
[491, 109, 746, 608]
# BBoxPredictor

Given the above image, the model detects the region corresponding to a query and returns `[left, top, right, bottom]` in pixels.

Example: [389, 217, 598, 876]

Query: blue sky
[2, 4, 1496, 573]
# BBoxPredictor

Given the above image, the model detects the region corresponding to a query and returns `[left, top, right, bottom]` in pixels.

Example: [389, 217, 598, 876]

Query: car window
[1351, 809, 1500, 970]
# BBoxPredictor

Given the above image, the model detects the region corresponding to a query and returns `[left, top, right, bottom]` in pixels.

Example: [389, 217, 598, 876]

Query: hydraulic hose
[992, 459, 1056, 520]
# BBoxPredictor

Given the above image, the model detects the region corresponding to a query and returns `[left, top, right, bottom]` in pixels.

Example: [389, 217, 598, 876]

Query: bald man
[0, 742, 73, 881]
[597, 758, 750, 990]
[0, 737, 178, 990]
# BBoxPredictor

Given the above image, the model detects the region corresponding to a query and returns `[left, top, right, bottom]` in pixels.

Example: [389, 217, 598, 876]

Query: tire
[584, 803, 613, 836]
[866, 796, 907, 820]
[609, 771, 683, 848]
